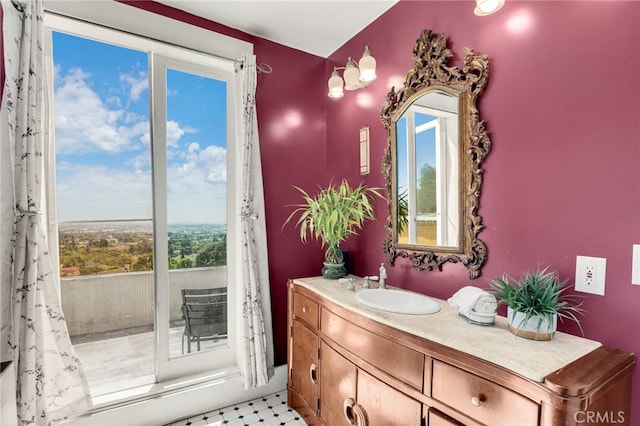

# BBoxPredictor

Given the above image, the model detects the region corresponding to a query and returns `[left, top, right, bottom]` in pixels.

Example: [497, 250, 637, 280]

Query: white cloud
[172, 143, 226, 183]
[187, 142, 200, 154]
[166, 161, 226, 224]
[106, 96, 122, 108]
[55, 67, 146, 155]
[54, 65, 227, 224]
[56, 162, 152, 221]
[200, 145, 227, 183]
[119, 70, 148, 102]
[166, 120, 184, 148]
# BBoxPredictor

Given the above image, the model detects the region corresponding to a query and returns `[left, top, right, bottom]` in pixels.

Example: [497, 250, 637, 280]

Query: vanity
[287, 277, 634, 426]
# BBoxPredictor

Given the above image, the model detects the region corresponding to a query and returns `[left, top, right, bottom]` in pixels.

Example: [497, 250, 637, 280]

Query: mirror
[380, 29, 491, 279]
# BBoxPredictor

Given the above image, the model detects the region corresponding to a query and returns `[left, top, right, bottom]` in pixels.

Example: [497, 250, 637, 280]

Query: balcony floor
[73, 326, 224, 397]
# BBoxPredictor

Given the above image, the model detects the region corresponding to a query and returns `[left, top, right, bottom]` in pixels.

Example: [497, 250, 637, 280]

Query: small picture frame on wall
[360, 126, 370, 175]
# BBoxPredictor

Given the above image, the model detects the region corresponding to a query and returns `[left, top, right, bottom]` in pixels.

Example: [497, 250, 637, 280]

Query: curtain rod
[44, 10, 272, 74]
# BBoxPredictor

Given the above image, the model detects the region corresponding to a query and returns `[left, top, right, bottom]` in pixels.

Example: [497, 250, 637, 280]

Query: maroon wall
[250, 38, 328, 365]
[327, 0, 640, 421]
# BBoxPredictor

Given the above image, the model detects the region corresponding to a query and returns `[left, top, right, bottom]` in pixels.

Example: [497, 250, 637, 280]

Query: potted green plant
[284, 179, 383, 279]
[397, 186, 409, 236]
[488, 267, 584, 341]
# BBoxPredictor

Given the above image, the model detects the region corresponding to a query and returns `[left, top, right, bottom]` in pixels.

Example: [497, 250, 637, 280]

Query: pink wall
[327, 0, 640, 421]
[249, 39, 328, 362]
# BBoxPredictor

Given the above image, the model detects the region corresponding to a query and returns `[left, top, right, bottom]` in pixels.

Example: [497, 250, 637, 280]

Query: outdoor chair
[181, 287, 228, 354]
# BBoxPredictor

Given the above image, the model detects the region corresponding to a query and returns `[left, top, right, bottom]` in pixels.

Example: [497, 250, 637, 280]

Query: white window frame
[151, 53, 238, 380]
[403, 104, 459, 247]
[43, 2, 250, 401]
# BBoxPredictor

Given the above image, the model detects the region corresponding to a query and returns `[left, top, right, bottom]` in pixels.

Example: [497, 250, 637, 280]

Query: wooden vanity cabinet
[287, 291, 319, 423]
[287, 279, 635, 426]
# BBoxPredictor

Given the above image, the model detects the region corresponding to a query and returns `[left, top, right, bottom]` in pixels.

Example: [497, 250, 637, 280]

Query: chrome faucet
[339, 277, 356, 291]
[362, 276, 379, 289]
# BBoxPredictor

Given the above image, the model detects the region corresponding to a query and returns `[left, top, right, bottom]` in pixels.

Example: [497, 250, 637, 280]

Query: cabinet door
[291, 320, 319, 414]
[319, 341, 357, 426]
[358, 369, 422, 426]
[320, 342, 422, 426]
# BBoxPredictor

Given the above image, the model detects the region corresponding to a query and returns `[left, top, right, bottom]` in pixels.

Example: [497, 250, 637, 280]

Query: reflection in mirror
[395, 92, 459, 248]
[380, 29, 491, 279]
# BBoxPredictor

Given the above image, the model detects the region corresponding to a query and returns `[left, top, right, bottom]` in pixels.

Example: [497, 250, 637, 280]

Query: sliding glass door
[47, 15, 238, 396]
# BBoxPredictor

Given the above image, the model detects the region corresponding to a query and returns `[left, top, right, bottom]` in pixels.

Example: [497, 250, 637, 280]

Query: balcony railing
[62, 266, 226, 336]
[61, 267, 227, 396]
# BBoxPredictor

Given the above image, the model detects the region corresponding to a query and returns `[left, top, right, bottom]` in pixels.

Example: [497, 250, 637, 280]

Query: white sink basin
[355, 289, 441, 315]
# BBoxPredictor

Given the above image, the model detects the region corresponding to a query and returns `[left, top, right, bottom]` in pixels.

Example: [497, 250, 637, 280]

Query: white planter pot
[507, 307, 557, 341]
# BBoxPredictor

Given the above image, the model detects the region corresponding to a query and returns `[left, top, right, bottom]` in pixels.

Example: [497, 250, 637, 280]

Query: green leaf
[282, 179, 384, 254]
[488, 266, 584, 335]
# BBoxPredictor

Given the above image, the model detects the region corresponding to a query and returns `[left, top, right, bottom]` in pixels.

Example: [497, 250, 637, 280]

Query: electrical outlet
[575, 256, 606, 295]
[585, 265, 595, 286]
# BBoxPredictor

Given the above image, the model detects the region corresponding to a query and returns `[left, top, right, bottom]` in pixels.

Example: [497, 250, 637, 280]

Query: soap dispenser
[379, 263, 387, 289]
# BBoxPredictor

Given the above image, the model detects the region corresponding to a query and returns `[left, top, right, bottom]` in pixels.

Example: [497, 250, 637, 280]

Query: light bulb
[474, 0, 505, 16]
[358, 46, 377, 82]
[343, 58, 361, 91]
[327, 68, 344, 98]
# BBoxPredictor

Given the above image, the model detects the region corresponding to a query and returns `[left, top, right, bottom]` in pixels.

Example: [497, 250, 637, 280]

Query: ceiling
[156, 0, 399, 58]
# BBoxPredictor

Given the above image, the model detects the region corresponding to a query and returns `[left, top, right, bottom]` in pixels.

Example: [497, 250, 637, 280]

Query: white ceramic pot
[507, 307, 557, 341]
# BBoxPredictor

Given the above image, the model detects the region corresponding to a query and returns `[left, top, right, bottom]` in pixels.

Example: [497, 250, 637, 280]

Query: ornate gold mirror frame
[380, 29, 491, 279]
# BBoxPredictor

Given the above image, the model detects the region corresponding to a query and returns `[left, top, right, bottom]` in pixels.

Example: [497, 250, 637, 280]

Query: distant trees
[176, 257, 195, 269]
[417, 164, 436, 214]
[59, 244, 135, 275]
[195, 239, 226, 267]
[131, 253, 153, 272]
[59, 227, 226, 276]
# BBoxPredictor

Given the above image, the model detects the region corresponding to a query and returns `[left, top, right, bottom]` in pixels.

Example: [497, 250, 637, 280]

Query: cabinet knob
[302, 306, 309, 313]
[343, 398, 356, 425]
[353, 403, 368, 426]
[471, 394, 486, 407]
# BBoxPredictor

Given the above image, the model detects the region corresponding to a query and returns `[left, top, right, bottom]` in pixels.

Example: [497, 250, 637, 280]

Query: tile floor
[165, 391, 307, 426]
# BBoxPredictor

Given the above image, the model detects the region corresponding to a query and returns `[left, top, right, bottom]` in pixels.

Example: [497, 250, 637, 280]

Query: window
[396, 97, 459, 247]
[45, 13, 240, 397]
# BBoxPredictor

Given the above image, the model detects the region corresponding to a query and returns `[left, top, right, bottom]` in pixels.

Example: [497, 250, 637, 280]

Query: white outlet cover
[632, 245, 640, 285]
[575, 256, 606, 296]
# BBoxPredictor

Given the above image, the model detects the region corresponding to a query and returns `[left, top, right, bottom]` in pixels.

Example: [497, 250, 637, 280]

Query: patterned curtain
[1, 0, 92, 423]
[237, 54, 274, 388]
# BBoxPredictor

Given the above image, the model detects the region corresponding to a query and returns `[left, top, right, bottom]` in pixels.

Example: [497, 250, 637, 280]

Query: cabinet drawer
[427, 408, 464, 426]
[293, 292, 318, 330]
[432, 360, 539, 425]
[321, 309, 423, 390]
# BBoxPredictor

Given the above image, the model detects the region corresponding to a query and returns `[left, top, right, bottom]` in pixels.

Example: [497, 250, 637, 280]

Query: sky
[52, 31, 228, 225]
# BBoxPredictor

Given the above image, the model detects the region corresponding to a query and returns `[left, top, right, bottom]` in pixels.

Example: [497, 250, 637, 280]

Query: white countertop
[293, 276, 601, 383]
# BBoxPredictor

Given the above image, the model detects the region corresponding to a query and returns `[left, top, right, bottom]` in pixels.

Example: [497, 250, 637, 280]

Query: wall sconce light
[474, 0, 505, 15]
[328, 46, 377, 98]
